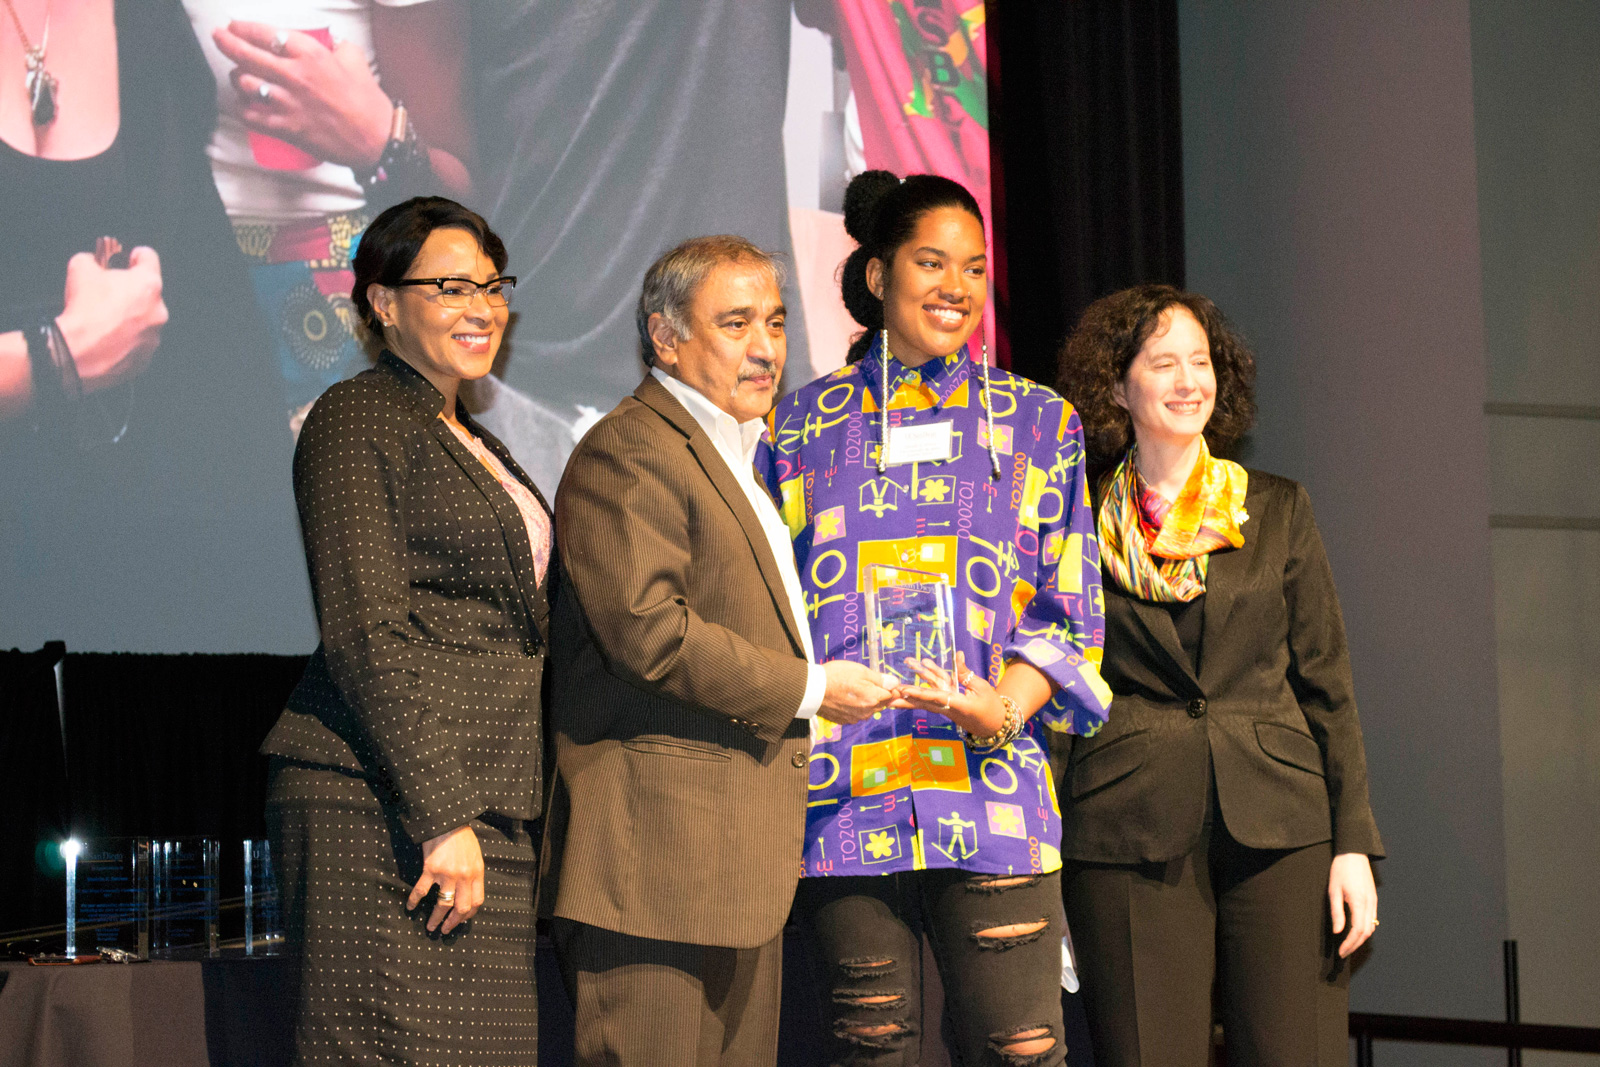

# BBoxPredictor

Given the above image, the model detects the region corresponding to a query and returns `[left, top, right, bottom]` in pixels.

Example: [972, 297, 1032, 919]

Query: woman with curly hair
[1054, 285, 1384, 1066]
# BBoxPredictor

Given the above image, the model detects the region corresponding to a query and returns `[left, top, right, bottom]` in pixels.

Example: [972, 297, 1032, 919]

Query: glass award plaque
[243, 839, 284, 956]
[65, 837, 151, 958]
[865, 564, 957, 687]
[151, 838, 220, 958]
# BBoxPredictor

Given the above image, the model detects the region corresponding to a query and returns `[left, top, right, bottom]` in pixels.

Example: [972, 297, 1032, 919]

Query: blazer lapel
[498, 453, 555, 644]
[1197, 505, 1260, 688]
[635, 376, 809, 658]
[1093, 476, 1199, 695]
[429, 418, 548, 650]
[1123, 595, 1203, 696]
[462, 413, 556, 564]
[375, 352, 550, 645]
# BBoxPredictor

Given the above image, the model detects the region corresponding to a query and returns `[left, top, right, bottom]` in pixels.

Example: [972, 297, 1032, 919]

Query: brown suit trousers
[543, 375, 814, 1062]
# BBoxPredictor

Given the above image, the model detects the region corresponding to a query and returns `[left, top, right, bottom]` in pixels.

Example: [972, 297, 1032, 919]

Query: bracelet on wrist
[963, 693, 1024, 752]
[25, 315, 80, 413]
[48, 318, 81, 403]
[352, 100, 431, 202]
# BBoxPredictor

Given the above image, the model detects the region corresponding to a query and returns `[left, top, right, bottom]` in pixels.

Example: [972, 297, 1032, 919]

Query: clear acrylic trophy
[864, 564, 957, 688]
[243, 839, 284, 956]
[151, 837, 220, 958]
[64, 837, 151, 958]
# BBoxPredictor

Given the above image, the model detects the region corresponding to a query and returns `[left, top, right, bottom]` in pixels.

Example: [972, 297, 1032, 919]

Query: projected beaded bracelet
[353, 101, 431, 198]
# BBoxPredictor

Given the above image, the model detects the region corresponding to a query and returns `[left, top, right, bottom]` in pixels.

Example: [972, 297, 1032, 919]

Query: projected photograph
[0, 0, 990, 654]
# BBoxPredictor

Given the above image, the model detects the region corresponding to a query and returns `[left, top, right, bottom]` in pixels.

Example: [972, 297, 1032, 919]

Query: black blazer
[262, 353, 552, 845]
[1058, 470, 1384, 865]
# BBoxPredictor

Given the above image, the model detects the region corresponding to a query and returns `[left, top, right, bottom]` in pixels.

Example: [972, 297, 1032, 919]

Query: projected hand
[407, 824, 484, 935]
[56, 248, 167, 392]
[215, 22, 395, 171]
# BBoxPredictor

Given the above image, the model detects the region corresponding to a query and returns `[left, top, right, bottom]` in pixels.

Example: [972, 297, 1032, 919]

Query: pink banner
[835, 0, 997, 361]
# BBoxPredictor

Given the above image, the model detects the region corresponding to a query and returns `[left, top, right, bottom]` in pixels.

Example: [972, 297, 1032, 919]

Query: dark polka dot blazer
[262, 351, 551, 843]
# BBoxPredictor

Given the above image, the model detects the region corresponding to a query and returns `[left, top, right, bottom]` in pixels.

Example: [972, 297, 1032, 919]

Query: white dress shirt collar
[649, 367, 826, 718]
[651, 368, 764, 467]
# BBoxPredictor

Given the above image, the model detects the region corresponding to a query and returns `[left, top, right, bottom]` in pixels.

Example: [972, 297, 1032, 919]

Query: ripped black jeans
[793, 869, 1067, 1067]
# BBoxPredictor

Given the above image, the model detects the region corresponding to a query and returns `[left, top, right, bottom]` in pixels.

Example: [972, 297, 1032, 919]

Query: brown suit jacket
[541, 375, 813, 950]
[1058, 471, 1384, 864]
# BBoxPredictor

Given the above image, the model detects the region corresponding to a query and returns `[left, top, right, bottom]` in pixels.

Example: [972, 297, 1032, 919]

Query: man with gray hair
[544, 235, 895, 1064]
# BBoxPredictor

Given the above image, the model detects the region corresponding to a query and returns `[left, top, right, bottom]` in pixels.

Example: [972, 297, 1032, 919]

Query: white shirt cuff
[795, 662, 827, 720]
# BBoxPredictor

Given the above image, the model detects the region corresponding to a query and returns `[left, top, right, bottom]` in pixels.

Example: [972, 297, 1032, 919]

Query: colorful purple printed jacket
[760, 337, 1111, 877]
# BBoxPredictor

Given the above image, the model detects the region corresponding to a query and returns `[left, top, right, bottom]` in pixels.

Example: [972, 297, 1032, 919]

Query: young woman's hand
[215, 22, 394, 170]
[894, 651, 1008, 737]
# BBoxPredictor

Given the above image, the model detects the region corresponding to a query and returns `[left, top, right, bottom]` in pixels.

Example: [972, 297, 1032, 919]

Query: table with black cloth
[0, 938, 589, 1067]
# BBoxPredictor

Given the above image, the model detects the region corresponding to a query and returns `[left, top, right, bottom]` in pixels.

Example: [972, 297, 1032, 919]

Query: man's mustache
[739, 359, 779, 382]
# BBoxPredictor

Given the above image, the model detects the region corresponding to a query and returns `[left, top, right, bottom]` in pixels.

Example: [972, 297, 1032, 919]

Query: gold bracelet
[964, 694, 1023, 751]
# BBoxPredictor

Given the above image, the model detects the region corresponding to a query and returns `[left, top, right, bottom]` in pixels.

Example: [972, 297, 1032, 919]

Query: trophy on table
[63, 837, 151, 958]
[150, 838, 220, 958]
[864, 564, 958, 690]
[243, 839, 284, 956]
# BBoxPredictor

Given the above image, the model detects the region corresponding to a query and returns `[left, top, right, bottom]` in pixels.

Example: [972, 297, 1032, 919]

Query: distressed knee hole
[968, 873, 1043, 894]
[838, 956, 898, 979]
[832, 990, 905, 1010]
[972, 917, 1051, 949]
[991, 1025, 1057, 1063]
[835, 1019, 914, 1048]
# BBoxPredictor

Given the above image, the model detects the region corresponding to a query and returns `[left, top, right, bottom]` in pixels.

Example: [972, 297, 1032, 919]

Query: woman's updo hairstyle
[351, 195, 508, 339]
[840, 170, 985, 364]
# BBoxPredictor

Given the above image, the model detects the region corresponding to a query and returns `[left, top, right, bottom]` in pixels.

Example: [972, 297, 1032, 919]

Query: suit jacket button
[1187, 698, 1207, 718]
[792, 750, 807, 768]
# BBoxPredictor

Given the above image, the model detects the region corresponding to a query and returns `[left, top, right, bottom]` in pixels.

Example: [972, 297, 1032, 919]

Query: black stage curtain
[61, 654, 306, 842]
[989, 0, 1186, 386]
[1, 651, 306, 938]
[1, 644, 70, 933]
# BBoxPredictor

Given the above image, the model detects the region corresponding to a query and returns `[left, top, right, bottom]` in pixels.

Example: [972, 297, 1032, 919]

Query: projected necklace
[3, 0, 57, 127]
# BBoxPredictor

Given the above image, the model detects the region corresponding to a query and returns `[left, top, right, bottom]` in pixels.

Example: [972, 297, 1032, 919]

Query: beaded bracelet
[353, 101, 431, 202]
[963, 693, 1023, 752]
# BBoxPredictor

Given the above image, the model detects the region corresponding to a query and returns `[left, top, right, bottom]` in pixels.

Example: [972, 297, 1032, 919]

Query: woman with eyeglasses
[261, 196, 549, 1064]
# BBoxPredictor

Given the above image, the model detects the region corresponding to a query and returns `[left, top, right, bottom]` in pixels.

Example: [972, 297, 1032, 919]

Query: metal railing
[1350, 941, 1600, 1065]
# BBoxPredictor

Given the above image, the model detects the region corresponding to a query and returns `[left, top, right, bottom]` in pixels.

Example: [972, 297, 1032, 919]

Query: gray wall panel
[1472, 0, 1600, 1050]
[1178, 4, 1509, 1054]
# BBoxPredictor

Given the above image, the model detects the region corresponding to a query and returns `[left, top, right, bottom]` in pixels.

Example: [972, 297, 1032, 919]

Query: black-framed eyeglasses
[391, 276, 518, 308]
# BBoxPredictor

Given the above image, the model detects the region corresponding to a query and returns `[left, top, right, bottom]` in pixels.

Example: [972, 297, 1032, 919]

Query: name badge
[884, 421, 954, 466]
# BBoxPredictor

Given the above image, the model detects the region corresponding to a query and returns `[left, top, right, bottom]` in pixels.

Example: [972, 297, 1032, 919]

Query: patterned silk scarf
[1098, 440, 1249, 602]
